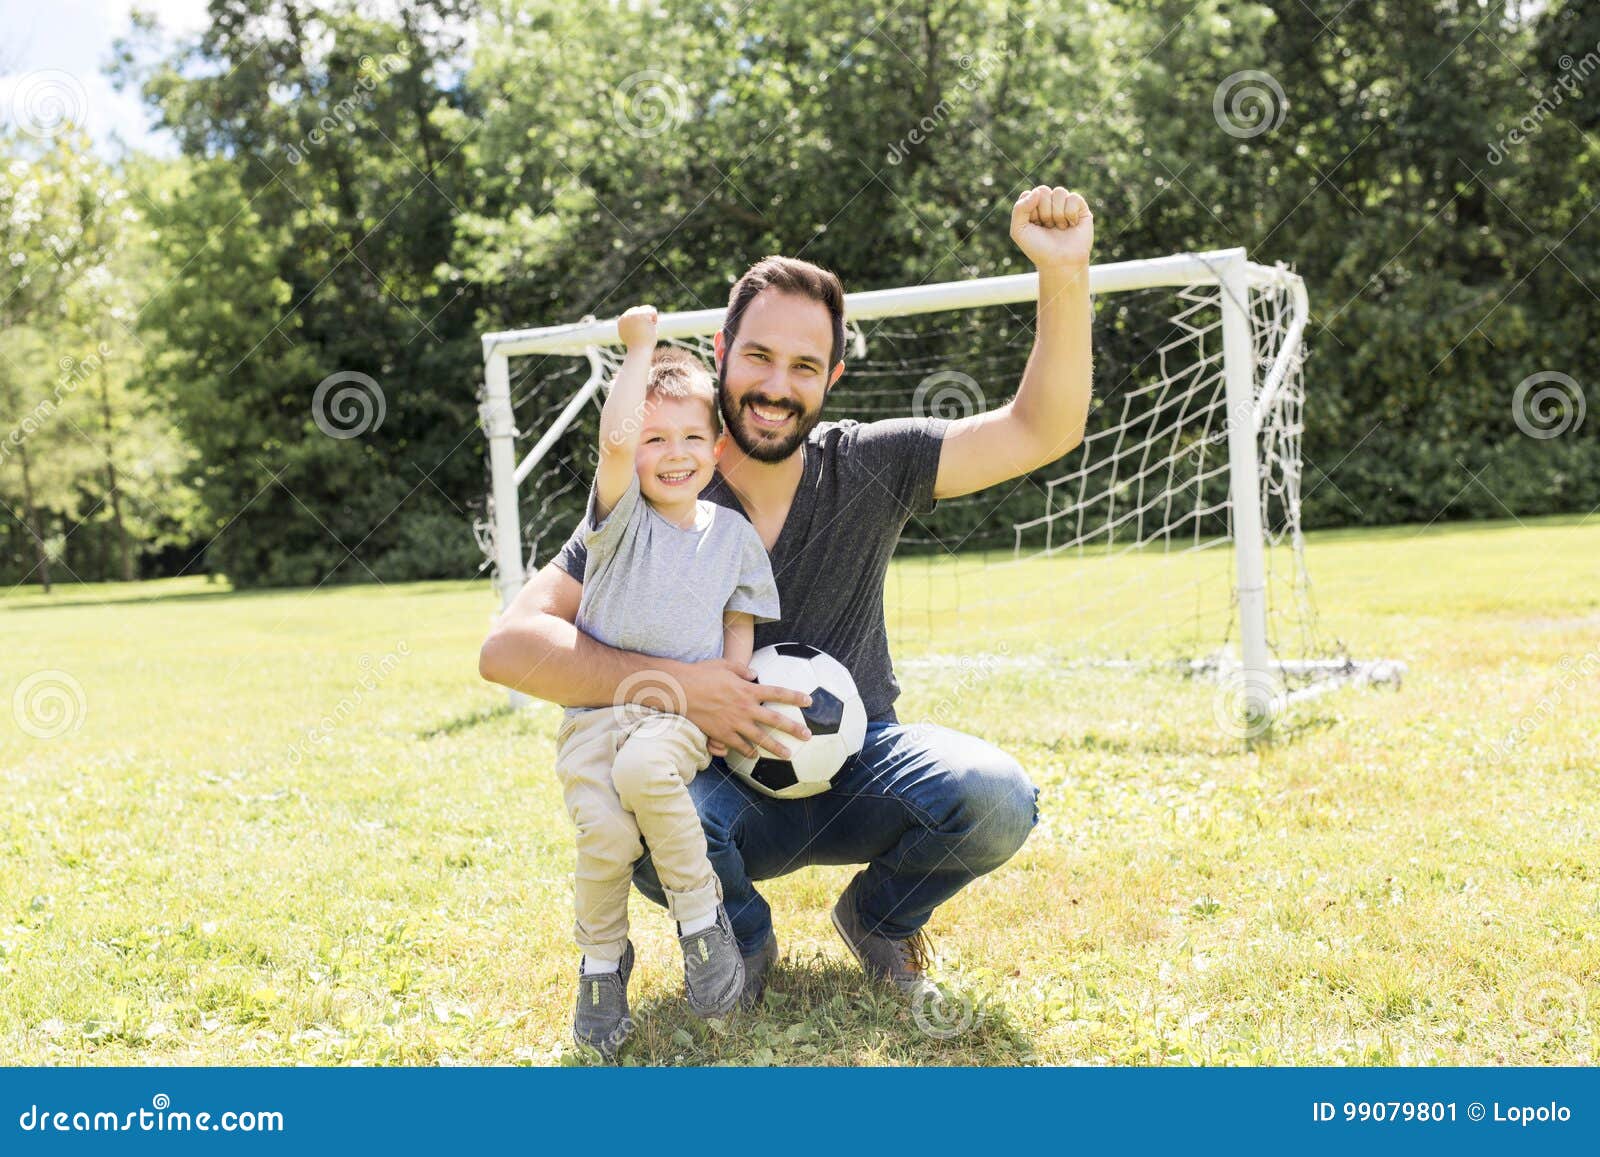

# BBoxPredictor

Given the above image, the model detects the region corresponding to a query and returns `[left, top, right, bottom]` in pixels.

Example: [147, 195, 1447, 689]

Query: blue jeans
[632, 721, 1039, 955]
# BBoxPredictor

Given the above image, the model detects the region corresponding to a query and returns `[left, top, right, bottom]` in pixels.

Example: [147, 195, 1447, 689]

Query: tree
[118, 0, 484, 586]
[0, 130, 126, 589]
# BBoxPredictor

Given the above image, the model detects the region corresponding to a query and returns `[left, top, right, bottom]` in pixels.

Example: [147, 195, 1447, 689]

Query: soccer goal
[476, 247, 1400, 731]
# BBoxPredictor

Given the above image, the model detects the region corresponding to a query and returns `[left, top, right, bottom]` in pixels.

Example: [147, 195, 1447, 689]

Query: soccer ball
[726, 643, 867, 800]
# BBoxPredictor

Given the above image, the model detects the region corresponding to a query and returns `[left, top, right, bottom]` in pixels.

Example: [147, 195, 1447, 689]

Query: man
[480, 184, 1094, 1007]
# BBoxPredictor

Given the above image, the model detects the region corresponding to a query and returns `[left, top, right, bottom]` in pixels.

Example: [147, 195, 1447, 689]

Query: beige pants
[553, 707, 720, 961]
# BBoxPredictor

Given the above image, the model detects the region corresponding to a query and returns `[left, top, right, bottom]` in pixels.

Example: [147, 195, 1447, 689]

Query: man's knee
[678, 761, 749, 850]
[953, 748, 1038, 866]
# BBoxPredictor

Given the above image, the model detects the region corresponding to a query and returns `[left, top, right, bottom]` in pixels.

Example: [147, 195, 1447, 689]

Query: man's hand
[617, 304, 658, 351]
[677, 658, 812, 760]
[1011, 185, 1094, 271]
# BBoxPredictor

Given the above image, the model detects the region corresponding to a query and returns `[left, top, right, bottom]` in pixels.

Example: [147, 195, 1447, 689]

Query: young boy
[554, 304, 779, 1061]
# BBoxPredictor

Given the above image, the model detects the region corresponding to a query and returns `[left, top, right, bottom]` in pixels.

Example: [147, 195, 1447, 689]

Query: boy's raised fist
[618, 304, 658, 351]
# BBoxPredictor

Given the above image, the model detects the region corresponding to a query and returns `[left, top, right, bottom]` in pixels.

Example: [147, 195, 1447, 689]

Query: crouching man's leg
[813, 722, 1039, 992]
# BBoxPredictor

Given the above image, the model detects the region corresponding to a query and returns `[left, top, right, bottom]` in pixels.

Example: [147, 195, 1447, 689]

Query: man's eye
[748, 351, 768, 362]
[796, 364, 816, 375]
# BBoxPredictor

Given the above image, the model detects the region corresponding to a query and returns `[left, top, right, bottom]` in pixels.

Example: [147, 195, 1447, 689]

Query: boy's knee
[610, 739, 687, 804]
[570, 799, 642, 877]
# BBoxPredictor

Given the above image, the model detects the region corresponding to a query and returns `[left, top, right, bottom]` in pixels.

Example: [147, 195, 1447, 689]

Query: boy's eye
[645, 435, 664, 444]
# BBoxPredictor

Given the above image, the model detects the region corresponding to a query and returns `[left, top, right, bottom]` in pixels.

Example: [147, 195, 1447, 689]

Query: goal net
[476, 248, 1398, 733]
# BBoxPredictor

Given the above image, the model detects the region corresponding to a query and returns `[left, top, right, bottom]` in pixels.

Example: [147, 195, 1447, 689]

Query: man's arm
[477, 563, 810, 757]
[935, 184, 1095, 500]
[478, 561, 637, 707]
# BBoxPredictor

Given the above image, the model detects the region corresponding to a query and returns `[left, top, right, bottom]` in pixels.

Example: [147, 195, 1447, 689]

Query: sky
[0, 0, 211, 155]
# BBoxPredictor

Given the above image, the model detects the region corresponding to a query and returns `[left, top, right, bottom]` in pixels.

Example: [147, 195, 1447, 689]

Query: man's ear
[713, 328, 726, 370]
[827, 360, 846, 390]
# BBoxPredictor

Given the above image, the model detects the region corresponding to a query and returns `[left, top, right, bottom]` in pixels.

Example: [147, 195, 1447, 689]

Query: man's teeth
[750, 404, 791, 424]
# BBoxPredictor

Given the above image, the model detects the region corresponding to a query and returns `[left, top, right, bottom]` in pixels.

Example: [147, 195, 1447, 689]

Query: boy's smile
[635, 394, 722, 520]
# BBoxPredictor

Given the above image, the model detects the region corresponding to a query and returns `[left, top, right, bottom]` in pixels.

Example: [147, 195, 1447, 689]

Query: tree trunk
[95, 371, 133, 581]
[16, 441, 52, 593]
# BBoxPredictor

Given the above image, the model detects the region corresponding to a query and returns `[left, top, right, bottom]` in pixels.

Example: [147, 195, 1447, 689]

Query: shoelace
[897, 930, 932, 974]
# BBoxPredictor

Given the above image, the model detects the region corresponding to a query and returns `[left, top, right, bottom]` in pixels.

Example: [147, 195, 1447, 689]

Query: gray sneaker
[739, 931, 780, 1011]
[679, 904, 744, 1018]
[572, 941, 635, 1063]
[830, 872, 935, 997]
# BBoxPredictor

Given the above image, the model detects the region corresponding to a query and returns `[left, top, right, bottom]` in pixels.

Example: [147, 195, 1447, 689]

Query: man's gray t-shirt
[565, 471, 781, 720]
[554, 417, 948, 723]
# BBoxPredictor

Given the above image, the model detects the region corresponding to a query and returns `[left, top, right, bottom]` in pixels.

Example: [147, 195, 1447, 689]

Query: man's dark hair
[648, 345, 721, 432]
[722, 256, 847, 371]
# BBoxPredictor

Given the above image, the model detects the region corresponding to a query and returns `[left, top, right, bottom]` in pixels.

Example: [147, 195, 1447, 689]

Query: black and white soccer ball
[726, 643, 867, 800]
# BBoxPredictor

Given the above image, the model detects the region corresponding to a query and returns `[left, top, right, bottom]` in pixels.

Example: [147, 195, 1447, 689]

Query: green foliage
[117, 0, 483, 587]
[9, 0, 1593, 585]
[0, 131, 200, 586]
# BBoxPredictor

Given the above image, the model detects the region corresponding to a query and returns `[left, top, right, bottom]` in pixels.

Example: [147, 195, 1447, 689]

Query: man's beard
[717, 374, 821, 463]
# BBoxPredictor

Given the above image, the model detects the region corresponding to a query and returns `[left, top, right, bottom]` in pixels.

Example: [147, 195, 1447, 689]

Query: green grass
[2, 515, 1597, 1065]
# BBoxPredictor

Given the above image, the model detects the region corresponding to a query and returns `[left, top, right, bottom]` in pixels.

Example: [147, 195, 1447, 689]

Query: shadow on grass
[1244, 709, 1344, 753]
[417, 704, 520, 739]
[608, 953, 1038, 1067]
[0, 587, 276, 613]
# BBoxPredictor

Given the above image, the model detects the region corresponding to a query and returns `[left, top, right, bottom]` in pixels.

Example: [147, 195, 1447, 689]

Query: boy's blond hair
[647, 346, 721, 433]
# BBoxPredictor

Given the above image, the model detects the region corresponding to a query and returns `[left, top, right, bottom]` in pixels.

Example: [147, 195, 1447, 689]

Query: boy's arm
[594, 305, 658, 520]
[722, 611, 755, 669]
[713, 611, 758, 758]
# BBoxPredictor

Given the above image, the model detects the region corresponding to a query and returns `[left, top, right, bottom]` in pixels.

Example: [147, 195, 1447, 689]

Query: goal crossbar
[481, 246, 1295, 359]
[478, 247, 1311, 718]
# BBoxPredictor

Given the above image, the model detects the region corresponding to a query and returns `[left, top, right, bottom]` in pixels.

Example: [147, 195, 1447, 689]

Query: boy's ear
[714, 430, 728, 459]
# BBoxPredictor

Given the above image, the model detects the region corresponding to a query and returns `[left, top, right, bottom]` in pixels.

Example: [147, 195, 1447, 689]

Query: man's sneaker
[572, 941, 635, 1063]
[739, 931, 779, 1011]
[679, 904, 744, 1018]
[830, 871, 935, 997]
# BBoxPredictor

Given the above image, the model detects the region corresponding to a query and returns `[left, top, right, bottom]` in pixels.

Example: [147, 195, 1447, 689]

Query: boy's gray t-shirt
[554, 417, 948, 723]
[565, 472, 780, 720]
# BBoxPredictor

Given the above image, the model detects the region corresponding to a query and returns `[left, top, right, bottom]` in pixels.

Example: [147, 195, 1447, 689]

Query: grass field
[2, 515, 1597, 1065]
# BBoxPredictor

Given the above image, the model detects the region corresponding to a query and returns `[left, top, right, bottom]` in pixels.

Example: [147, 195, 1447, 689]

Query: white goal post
[478, 247, 1316, 719]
